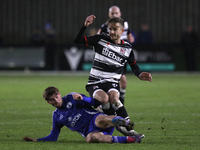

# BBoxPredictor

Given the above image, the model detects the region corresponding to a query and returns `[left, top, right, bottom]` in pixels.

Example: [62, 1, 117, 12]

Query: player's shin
[112, 100, 129, 121]
[102, 103, 115, 115]
[119, 88, 125, 104]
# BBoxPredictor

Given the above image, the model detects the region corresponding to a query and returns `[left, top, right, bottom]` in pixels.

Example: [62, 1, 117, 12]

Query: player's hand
[73, 93, 83, 101]
[139, 72, 152, 82]
[84, 15, 96, 27]
[23, 136, 37, 142]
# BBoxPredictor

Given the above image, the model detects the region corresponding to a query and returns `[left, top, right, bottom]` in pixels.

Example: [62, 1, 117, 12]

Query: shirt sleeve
[73, 24, 87, 45]
[82, 95, 96, 106]
[73, 24, 101, 48]
[127, 50, 142, 78]
[37, 115, 63, 141]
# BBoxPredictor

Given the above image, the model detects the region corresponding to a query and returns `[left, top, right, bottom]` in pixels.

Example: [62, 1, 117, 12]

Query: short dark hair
[107, 17, 124, 28]
[43, 86, 59, 101]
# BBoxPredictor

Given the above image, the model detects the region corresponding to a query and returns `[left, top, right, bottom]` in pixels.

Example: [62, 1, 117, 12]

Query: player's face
[108, 23, 124, 43]
[109, 8, 121, 18]
[47, 92, 62, 108]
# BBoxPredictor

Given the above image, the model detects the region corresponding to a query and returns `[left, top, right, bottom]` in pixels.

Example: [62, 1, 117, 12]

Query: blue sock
[112, 136, 127, 143]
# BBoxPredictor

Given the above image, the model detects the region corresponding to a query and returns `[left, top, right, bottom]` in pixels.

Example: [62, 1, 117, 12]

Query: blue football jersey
[37, 93, 107, 141]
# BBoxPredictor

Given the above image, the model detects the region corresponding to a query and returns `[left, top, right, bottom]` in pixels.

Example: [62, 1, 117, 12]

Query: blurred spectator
[137, 23, 153, 44]
[131, 30, 137, 45]
[97, 5, 134, 44]
[181, 25, 198, 71]
[44, 23, 56, 70]
[30, 27, 45, 46]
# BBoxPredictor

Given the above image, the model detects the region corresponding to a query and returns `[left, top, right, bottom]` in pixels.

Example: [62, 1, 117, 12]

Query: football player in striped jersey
[97, 6, 135, 105]
[74, 15, 152, 125]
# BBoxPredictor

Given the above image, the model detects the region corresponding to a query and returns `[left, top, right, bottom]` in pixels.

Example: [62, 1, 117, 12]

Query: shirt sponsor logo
[71, 113, 81, 127]
[66, 102, 72, 108]
[68, 117, 72, 122]
[112, 83, 118, 87]
[102, 48, 123, 63]
[120, 48, 125, 55]
[93, 86, 99, 89]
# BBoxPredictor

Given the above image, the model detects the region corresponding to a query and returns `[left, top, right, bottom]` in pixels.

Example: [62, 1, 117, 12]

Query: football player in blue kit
[23, 86, 143, 143]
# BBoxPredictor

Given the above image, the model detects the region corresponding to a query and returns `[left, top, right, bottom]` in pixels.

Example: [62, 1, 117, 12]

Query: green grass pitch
[0, 73, 200, 150]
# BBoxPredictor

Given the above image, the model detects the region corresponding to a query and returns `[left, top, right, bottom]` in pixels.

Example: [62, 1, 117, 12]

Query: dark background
[0, 0, 199, 71]
[0, 0, 199, 45]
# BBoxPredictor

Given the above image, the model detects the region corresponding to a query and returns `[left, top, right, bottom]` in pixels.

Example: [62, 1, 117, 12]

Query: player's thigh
[95, 115, 115, 128]
[86, 84, 109, 103]
[94, 90, 109, 104]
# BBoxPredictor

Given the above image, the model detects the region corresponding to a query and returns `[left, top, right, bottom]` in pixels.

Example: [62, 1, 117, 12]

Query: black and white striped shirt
[74, 25, 141, 86]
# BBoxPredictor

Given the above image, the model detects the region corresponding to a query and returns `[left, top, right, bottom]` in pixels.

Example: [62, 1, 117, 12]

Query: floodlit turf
[0, 72, 200, 150]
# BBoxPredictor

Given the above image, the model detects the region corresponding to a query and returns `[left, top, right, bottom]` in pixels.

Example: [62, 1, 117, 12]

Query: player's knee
[86, 134, 99, 143]
[96, 94, 109, 104]
[102, 95, 109, 104]
[110, 97, 118, 104]
[95, 115, 107, 126]
[86, 136, 92, 143]
[109, 95, 119, 104]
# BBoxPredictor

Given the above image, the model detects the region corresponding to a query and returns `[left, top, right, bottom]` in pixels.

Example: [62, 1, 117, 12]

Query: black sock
[102, 107, 116, 115]
[116, 106, 128, 119]
[119, 96, 125, 105]
[94, 99, 102, 108]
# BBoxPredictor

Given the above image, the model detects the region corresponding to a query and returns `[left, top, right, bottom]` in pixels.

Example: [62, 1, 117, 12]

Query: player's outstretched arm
[139, 72, 152, 82]
[73, 15, 96, 44]
[84, 15, 96, 27]
[23, 136, 37, 142]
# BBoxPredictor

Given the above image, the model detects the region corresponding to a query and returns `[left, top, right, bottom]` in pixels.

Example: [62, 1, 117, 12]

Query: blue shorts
[87, 113, 115, 136]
